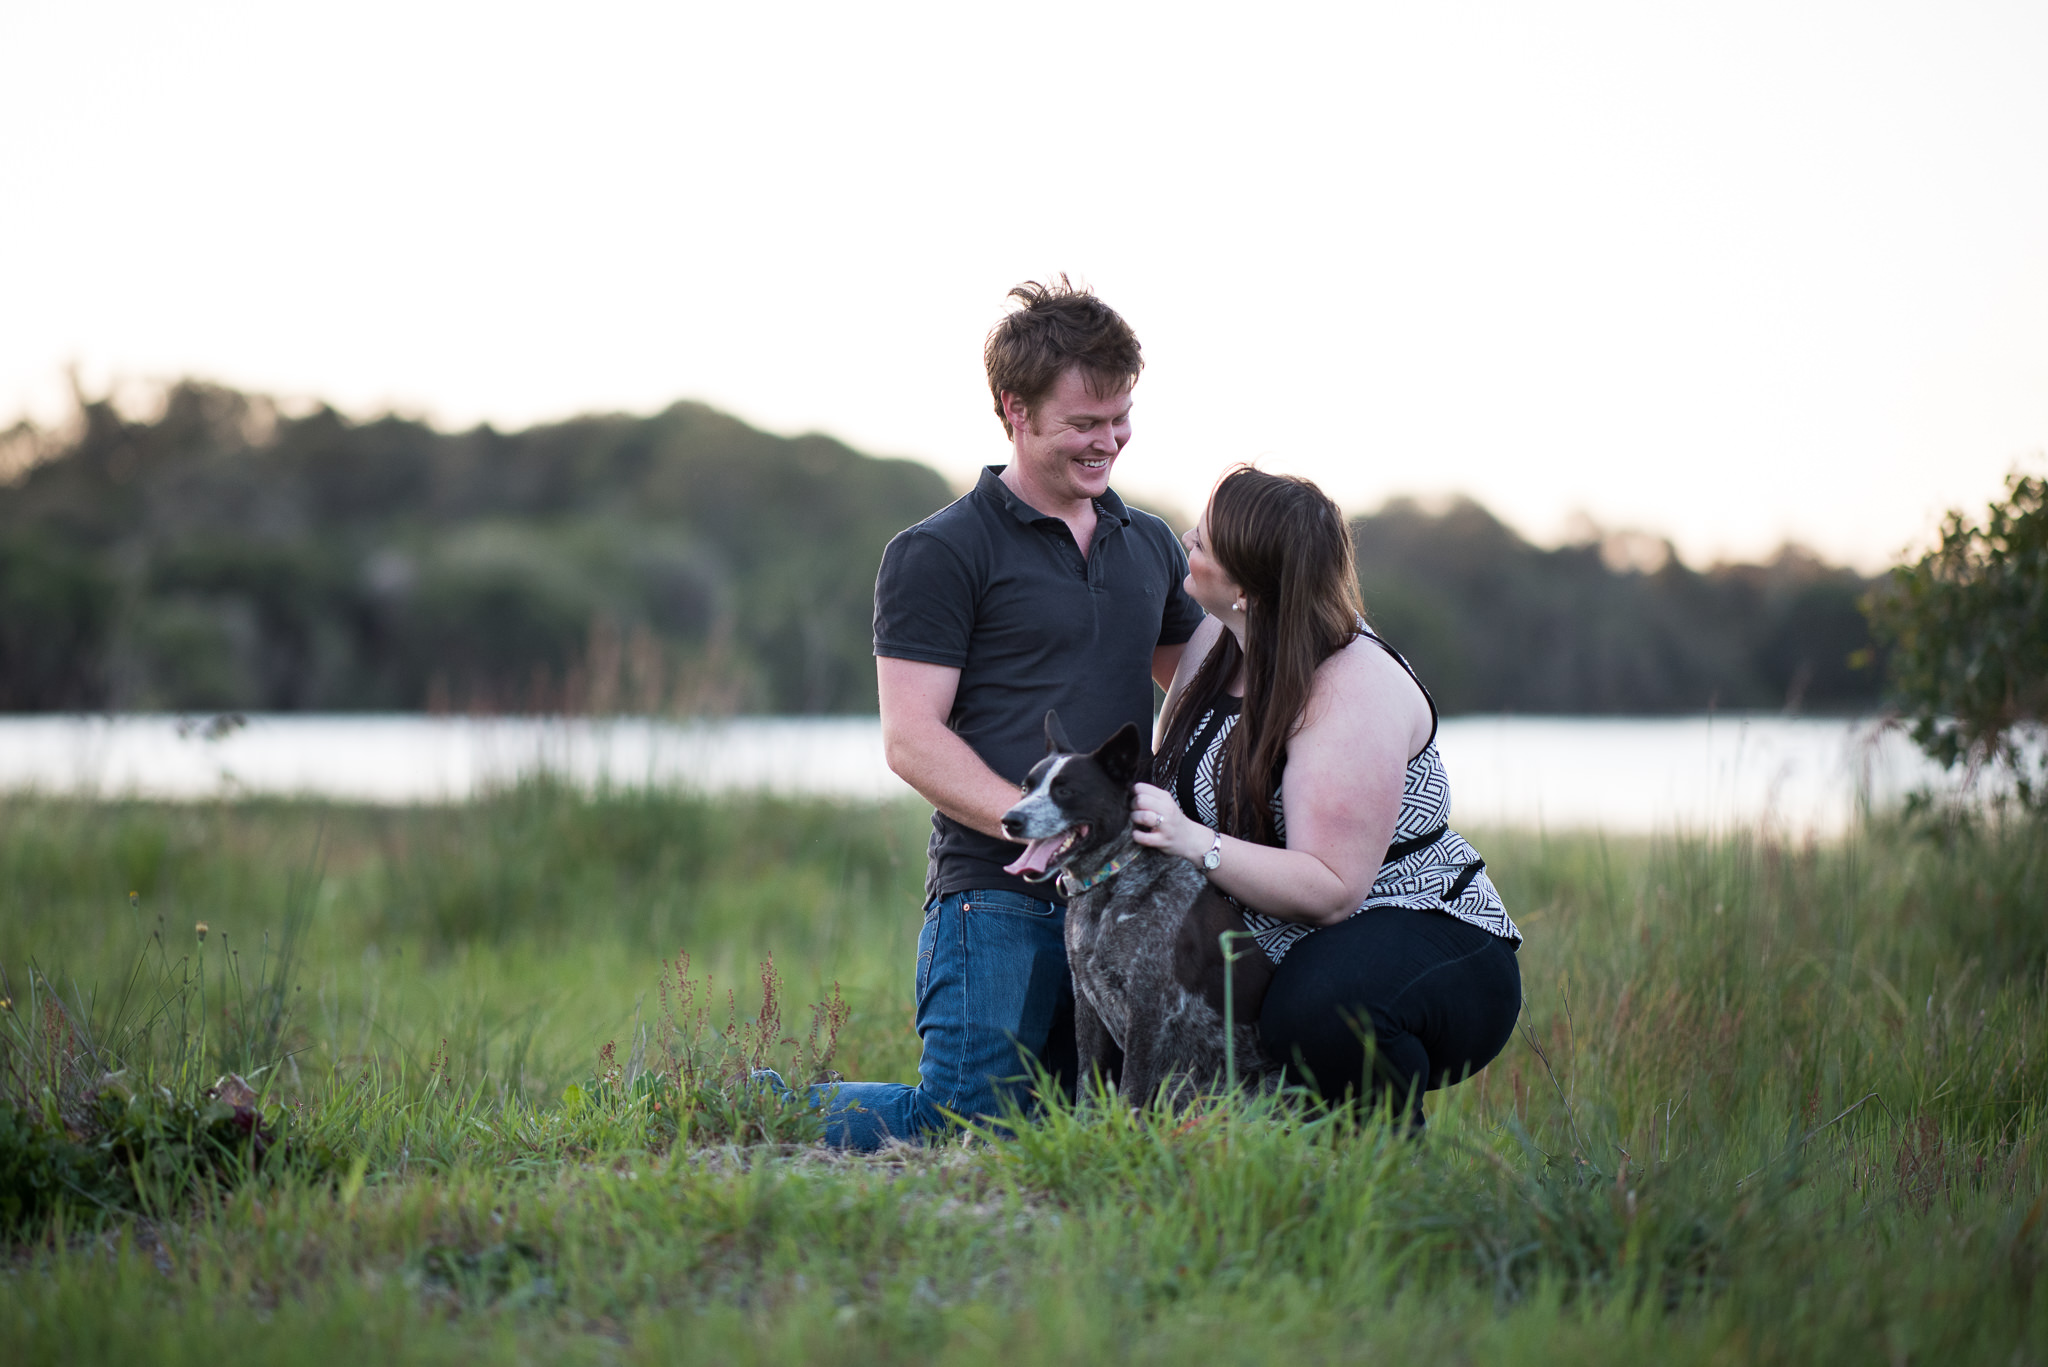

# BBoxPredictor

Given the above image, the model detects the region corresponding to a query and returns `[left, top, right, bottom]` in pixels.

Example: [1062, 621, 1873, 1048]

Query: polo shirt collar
[977, 465, 1133, 528]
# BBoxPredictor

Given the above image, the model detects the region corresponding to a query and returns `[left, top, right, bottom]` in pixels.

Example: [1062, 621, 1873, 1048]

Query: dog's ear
[1093, 722, 1145, 787]
[1044, 710, 1076, 755]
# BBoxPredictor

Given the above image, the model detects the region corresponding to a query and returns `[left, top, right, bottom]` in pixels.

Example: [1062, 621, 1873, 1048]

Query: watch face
[1202, 846, 1221, 871]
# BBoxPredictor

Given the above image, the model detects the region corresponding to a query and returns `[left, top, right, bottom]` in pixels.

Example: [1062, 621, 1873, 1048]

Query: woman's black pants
[1258, 905, 1521, 1129]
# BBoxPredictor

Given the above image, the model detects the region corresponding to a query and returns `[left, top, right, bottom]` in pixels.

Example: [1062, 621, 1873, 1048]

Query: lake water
[0, 713, 1970, 835]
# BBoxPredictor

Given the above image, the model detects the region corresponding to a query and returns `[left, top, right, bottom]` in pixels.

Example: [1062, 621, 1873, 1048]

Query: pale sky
[4, 1, 2044, 570]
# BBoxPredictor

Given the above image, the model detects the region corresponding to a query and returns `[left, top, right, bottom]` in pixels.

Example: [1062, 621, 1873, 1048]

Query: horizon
[3, 375, 1887, 576]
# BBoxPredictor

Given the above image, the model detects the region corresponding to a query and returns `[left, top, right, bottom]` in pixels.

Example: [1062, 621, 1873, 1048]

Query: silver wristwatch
[1200, 830, 1224, 872]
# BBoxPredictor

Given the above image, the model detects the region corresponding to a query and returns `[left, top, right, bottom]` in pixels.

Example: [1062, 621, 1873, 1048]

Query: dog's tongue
[1003, 836, 1066, 879]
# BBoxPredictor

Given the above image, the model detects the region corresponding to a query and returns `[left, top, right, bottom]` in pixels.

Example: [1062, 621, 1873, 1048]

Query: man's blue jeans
[812, 888, 1074, 1150]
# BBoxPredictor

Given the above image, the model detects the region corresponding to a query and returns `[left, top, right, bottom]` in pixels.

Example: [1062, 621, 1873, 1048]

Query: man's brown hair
[983, 275, 1144, 437]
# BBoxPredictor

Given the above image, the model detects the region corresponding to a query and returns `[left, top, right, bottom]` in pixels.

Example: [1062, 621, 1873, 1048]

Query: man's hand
[876, 656, 1029, 840]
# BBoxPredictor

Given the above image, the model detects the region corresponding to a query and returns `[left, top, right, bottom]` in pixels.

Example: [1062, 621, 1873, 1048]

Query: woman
[1128, 467, 1522, 1129]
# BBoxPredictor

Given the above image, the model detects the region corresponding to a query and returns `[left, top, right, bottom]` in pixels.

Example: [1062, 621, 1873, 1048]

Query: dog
[1000, 711, 1278, 1105]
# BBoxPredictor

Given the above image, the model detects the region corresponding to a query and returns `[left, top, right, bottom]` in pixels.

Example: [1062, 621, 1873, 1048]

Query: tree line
[1354, 498, 1878, 714]
[0, 381, 1885, 717]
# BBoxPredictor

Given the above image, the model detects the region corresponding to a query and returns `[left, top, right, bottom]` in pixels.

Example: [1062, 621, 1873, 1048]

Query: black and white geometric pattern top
[1168, 626, 1522, 965]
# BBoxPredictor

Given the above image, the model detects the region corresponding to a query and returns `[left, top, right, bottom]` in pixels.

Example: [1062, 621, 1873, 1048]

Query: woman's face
[1182, 510, 1244, 619]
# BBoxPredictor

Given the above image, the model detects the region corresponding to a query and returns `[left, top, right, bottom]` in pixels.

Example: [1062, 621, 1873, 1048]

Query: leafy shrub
[0, 1080, 337, 1238]
[0, 1096, 125, 1236]
[1866, 470, 2048, 805]
[0, 905, 333, 1237]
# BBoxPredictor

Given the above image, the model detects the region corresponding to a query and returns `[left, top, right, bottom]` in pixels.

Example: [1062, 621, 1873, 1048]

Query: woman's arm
[1128, 637, 1432, 926]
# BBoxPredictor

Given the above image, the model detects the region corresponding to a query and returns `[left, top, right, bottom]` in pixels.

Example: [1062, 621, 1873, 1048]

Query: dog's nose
[1001, 815, 1024, 837]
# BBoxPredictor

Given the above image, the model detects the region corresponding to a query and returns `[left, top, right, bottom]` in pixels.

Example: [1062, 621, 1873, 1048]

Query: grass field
[4, 782, 2046, 1364]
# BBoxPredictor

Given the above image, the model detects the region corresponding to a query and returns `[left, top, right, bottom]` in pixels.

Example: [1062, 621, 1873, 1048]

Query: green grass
[3, 784, 2046, 1364]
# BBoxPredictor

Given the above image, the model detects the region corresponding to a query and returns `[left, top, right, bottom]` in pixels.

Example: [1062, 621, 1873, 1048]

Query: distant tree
[0, 381, 955, 715]
[1865, 471, 2048, 805]
[1351, 498, 1883, 715]
[0, 532, 113, 708]
[0, 378, 1891, 718]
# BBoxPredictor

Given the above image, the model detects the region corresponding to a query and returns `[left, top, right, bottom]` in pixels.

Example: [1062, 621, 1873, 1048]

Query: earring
[1232, 598, 1245, 613]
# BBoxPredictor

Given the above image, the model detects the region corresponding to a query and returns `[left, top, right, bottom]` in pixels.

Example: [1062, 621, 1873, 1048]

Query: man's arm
[877, 656, 1024, 841]
[1153, 615, 1221, 750]
[1151, 642, 1187, 692]
[1149, 511, 1207, 695]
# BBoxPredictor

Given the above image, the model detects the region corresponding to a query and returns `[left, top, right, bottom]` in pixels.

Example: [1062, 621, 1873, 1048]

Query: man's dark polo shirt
[874, 466, 1206, 902]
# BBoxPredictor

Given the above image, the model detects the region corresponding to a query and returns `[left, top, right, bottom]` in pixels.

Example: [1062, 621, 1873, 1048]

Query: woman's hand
[1129, 782, 1213, 865]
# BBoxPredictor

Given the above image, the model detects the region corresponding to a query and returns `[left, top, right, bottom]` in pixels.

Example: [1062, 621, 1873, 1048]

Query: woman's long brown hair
[1154, 467, 1366, 847]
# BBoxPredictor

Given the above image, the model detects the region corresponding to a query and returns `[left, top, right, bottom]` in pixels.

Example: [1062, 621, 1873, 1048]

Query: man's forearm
[884, 718, 1025, 840]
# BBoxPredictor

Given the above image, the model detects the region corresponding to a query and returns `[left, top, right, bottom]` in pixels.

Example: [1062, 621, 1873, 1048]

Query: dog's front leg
[1073, 992, 1116, 1103]
[1117, 1026, 1165, 1110]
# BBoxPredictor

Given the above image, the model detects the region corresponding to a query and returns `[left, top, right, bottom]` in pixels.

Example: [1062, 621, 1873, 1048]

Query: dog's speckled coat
[1002, 713, 1279, 1104]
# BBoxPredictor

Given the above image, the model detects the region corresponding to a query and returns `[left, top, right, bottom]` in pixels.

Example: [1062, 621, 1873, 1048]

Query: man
[814, 277, 1206, 1148]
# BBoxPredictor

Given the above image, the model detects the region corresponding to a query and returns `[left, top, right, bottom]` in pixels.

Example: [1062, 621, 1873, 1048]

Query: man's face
[1006, 366, 1133, 507]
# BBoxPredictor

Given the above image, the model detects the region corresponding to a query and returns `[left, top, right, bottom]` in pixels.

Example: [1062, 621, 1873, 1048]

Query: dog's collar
[1059, 847, 1137, 897]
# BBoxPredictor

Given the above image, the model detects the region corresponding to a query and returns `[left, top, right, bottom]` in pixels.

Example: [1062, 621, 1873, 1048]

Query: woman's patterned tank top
[1168, 626, 1522, 964]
